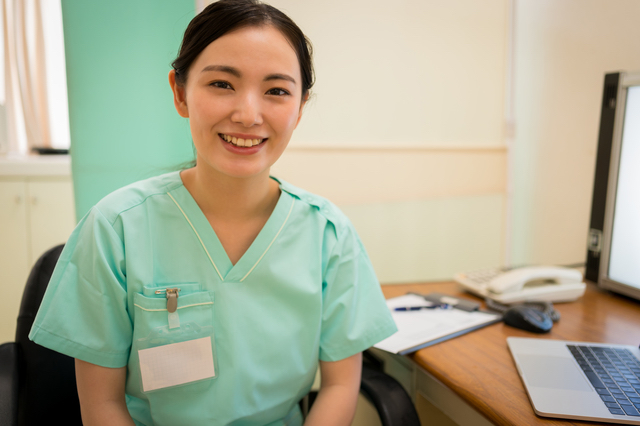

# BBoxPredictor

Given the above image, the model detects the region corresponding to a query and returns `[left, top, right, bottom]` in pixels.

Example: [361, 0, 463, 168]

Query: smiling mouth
[219, 133, 266, 147]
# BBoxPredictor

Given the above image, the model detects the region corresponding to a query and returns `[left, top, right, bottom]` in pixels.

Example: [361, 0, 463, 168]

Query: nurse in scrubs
[29, 1, 397, 425]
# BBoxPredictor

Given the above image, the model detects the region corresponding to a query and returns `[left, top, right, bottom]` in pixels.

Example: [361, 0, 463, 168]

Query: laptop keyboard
[568, 345, 640, 417]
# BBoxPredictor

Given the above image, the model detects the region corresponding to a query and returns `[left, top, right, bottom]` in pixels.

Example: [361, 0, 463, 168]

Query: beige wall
[266, 0, 510, 282]
[273, 146, 506, 206]
[272, 146, 507, 282]
[201, 0, 640, 282]
[510, 0, 640, 267]
[277, 0, 508, 148]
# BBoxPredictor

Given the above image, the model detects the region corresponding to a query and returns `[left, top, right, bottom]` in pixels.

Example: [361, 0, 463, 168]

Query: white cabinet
[0, 157, 75, 343]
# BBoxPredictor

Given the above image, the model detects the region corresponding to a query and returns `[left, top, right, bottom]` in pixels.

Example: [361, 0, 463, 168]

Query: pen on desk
[394, 304, 451, 311]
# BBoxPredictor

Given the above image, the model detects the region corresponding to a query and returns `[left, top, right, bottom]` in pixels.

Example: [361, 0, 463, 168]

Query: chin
[220, 166, 271, 180]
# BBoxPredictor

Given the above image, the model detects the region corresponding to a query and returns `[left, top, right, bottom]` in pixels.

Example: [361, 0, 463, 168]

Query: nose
[231, 92, 263, 127]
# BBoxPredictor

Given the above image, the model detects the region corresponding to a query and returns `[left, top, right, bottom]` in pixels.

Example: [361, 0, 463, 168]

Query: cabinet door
[0, 181, 30, 342]
[27, 180, 76, 266]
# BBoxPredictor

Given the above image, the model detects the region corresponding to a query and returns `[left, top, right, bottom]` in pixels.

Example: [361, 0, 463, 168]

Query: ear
[294, 92, 309, 129]
[169, 70, 189, 118]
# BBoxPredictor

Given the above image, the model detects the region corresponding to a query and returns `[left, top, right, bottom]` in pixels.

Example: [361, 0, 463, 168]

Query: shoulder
[275, 177, 352, 235]
[94, 171, 183, 225]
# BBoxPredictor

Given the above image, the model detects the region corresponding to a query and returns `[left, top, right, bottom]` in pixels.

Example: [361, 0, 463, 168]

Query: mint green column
[61, 1, 195, 220]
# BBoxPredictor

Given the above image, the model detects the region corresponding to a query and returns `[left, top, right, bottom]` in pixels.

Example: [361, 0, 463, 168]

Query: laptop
[508, 337, 640, 424]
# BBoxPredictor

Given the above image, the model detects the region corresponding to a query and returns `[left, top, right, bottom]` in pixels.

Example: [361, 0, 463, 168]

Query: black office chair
[0, 244, 419, 426]
[0, 244, 81, 425]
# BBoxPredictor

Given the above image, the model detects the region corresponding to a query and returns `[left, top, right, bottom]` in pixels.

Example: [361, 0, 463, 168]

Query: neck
[180, 165, 279, 221]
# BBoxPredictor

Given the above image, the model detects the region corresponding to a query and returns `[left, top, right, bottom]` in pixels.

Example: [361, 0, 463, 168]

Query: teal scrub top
[29, 171, 397, 426]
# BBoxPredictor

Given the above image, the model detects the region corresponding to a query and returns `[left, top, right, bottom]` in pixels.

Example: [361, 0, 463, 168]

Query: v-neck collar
[167, 173, 295, 283]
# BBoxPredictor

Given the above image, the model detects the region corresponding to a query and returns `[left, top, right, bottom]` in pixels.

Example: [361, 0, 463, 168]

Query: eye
[266, 88, 290, 96]
[210, 81, 233, 90]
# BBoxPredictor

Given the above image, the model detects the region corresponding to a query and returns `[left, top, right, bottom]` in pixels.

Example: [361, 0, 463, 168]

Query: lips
[219, 133, 266, 147]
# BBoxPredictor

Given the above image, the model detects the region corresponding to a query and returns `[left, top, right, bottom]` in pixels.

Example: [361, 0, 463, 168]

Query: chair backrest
[15, 244, 83, 426]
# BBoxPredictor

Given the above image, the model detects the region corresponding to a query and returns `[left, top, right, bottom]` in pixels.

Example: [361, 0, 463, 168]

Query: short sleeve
[319, 222, 397, 362]
[29, 207, 132, 368]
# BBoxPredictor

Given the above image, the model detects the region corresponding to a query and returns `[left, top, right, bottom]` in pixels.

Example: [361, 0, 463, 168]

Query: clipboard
[374, 293, 502, 355]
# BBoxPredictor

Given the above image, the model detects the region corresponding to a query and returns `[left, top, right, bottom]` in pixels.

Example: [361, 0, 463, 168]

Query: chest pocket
[132, 288, 215, 341]
[128, 288, 216, 394]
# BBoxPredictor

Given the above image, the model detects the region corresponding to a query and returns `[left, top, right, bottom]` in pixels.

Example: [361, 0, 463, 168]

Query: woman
[29, 1, 396, 425]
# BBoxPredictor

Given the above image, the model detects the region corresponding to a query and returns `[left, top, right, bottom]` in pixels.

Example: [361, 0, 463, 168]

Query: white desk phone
[454, 265, 586, 304]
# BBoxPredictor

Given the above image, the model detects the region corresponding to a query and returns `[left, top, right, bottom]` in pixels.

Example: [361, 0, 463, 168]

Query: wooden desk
[379, 281, 640, 426]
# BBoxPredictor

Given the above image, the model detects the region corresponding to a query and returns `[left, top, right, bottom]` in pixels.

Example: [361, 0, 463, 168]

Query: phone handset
[488, 266, 583, 294]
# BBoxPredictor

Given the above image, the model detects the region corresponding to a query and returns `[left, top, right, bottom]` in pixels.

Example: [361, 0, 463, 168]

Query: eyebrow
[201, 65, 240, 77]
[201, 65, 297, 85]
[264, 73, 297, 84]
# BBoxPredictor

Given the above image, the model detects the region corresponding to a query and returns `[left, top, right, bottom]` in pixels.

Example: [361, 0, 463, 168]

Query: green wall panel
[61, 0, 195, 220]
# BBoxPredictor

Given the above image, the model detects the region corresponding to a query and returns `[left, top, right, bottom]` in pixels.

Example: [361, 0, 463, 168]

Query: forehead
[191, 25, 300, 79]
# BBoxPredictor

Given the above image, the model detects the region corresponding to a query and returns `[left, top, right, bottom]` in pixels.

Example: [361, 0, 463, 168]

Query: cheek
[188, 93, 228, 123]
[271, 105, 302, 134]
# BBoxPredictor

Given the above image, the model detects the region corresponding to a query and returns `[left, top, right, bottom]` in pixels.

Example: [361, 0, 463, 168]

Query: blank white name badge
[138, 336, 216, 392]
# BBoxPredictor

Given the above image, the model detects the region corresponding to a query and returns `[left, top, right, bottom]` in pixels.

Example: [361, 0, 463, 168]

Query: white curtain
[2, 0, 51, 154]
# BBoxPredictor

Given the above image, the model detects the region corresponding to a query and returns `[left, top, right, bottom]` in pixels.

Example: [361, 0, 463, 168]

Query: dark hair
[172, 0, 314, 99]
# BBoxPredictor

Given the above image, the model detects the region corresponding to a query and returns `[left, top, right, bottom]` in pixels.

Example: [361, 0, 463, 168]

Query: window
[1, 0, 70, 155]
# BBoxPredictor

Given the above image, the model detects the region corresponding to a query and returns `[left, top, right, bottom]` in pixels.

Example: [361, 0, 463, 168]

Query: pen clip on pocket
[156, 287, 181, 329]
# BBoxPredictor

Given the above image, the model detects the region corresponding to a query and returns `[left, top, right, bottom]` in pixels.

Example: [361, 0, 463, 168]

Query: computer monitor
[587, 71, 640, 300]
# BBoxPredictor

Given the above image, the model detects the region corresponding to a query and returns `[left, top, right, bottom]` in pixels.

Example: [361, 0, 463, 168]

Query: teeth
[221, 134, 264, 147]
